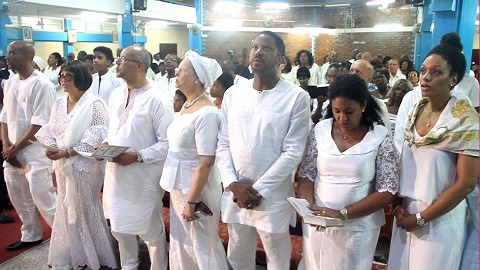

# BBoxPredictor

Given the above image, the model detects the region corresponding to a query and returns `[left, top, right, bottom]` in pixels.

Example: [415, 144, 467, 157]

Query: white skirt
[169, 186, 228, 270]
[298, 222, 380, 270]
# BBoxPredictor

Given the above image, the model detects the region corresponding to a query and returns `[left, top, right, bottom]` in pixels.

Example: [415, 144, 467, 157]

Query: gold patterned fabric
[403, 91, 479, 157]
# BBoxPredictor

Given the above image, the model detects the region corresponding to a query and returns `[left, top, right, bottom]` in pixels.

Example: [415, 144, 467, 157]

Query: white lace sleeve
[35, 123, 56, 146]
[298, 132, 318, 182]
[73, 100, 108, 153]
[375, 134, 399, 194]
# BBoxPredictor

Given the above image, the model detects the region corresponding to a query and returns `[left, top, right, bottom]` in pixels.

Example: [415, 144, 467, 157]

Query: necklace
[425, 96, 450, 127]
[338, 128, 348, 140]
[68, 95, 82, 104]
[184, 93, 205, 108]
[426, 111, 441, 127]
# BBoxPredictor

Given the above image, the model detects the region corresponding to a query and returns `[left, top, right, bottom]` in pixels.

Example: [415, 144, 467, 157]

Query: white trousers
[111, 205, 168, 270]
[3, 145, 56, 242]
[227, 223, 291, 270]
[169, 189, 228, 270]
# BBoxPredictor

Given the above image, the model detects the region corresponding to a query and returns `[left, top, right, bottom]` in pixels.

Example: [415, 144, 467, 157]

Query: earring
[195, 80, 198, 84]
[449, 84, 454, 89]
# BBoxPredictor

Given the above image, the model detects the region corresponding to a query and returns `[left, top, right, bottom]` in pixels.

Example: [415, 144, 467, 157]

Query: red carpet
[0, 208, 51, 264]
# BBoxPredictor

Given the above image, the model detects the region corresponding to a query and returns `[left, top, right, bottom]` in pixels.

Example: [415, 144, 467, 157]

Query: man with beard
[156, 53, 180, 102]
[216, 31, 310, 270]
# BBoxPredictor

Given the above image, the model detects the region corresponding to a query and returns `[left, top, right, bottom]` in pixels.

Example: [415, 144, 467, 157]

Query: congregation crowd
[0, 29, 477, 270]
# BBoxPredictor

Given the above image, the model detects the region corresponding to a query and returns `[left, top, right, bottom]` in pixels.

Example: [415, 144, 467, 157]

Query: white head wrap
[33, 56, 46, 71]
[184, 50, 222, 89]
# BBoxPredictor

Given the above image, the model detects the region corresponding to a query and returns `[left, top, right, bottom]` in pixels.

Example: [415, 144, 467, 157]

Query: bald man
[1, 41, 57, 251]
[103, 45, 173, 270]
[350, 59, 391, 134]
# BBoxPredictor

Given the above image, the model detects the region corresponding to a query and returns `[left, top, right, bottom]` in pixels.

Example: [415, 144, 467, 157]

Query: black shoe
[5, 240, 42, 251]
[4, 202, 14, 210]
[0, 212, 13, 223]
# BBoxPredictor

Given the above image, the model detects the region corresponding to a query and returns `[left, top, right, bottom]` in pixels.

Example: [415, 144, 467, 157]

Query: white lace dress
[36, 95, 117, 270]
[297, 118, 399, 270]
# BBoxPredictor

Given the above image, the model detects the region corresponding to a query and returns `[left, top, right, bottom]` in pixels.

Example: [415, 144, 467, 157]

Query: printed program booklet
[78, 145, 129, 159]
[286, 197, 343, 227]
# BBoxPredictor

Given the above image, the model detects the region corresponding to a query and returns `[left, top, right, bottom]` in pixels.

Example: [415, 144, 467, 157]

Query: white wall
[144, 28, 189, 57]
[33, 41, 63, 63]
[137, 0, 196, 24]
[33, 42, 120, 62]
[473, 32, 479, 49]
[72, 43, 120, 57]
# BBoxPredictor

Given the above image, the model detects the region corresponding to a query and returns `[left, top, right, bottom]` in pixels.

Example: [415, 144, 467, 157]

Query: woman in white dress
[388, 34, 479, 270]
[43, 52, 64, 98]
[297, 74, 399, 270]
[160, 51, 228, 269]
[36, 61, 117, 270]
[385, 79, 413, 135]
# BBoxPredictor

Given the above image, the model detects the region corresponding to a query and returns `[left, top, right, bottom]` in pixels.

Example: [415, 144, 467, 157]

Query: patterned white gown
[36, 94, 117, 270]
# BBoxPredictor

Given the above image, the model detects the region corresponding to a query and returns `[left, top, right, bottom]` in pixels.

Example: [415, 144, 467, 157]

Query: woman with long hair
[385, 79, 413, 134]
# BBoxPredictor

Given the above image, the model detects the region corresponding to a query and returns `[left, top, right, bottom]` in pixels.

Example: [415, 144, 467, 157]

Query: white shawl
[61, 90, 108, 224]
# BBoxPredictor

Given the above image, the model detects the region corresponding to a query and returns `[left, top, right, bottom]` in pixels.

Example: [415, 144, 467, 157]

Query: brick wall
[202, 2, 418, 67]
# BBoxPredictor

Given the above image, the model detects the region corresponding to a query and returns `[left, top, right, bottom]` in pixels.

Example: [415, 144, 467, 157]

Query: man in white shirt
[90, 46, 125, 104]
[217, 31, 311, 270]
[103, 45, 174, 270]
[453, 72, 479, 111]
[350, 59, 392, 135]
[1, 41, 56, 251]
[156, 53, 179, 102]
[388, 58, 406, 86]
[152, 53, 161, 65]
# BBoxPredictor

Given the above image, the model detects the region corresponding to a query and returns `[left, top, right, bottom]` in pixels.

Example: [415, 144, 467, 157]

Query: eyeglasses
[175, 67, 192, 75]
[58, 73, 74, 82]
[408, 73, 418, 77]
[118, 56, 141, 64]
